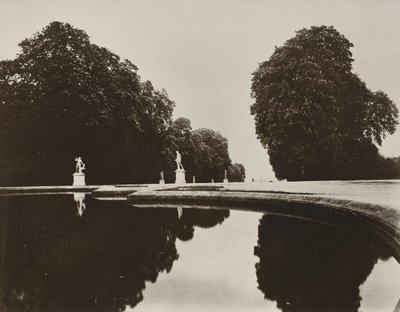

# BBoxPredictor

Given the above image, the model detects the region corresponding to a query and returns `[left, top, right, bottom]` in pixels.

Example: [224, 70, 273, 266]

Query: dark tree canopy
[192, 128, 232, 182]
[0, 22, 174, 185]
[227, 163, 246, 182]
[162, 118, 241, 183]
[251, 26, 398, 181]
[0, 22, 243, 186]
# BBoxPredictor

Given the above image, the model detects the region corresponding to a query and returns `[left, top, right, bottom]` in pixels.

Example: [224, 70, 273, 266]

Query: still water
[0, 194, 399, 312]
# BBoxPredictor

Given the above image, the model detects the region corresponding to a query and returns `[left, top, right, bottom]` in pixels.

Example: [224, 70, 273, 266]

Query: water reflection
[73, 193, 86, 217]
[0, 196, 229, 312]
[254, 214, 394, 312]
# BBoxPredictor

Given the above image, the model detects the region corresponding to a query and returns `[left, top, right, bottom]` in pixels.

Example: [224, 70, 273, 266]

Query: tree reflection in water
[0, 196, 229, 312]
[254, 214, 393, 312]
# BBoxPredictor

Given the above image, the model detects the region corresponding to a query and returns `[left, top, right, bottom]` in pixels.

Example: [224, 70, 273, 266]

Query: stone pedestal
[159, 179, 165, 185]
[223, 178, 228, 183]
[175, 169, 186, 185]
[73, 173, 86, 186]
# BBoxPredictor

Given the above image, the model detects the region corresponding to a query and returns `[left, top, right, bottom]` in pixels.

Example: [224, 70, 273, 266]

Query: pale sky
[1, 0, 399, 181]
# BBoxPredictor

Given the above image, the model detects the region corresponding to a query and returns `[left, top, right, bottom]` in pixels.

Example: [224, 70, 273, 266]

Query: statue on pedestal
[175, 151, 186, 184]
[73, 157, 86, 186]
[175, 151, 184, 170]
[223, 169, 228, 183]
[159, 171, 165, 184]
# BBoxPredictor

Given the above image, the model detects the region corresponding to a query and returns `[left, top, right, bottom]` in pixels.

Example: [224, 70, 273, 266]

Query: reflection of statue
[73, 193, 86, 217]
[254, 214, 391, 312]
[175, 151, 184, 170]
[177, 207, 183, 219]
[75, 157, 85, 173]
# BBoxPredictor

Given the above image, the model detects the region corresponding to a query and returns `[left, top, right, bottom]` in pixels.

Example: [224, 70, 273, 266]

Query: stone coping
[126, 180, 400, 254]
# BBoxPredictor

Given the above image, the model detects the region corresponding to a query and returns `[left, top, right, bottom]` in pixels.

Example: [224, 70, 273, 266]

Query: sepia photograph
[0, 0, 399, 311]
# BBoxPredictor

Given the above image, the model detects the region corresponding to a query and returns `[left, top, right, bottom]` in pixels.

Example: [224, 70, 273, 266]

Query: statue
[175, 151, 184, 170]
[223, 169, 228, 183]
[174, 151, 186, 184]
[75, 157, 85, 174]
[159, 171, 165, 184]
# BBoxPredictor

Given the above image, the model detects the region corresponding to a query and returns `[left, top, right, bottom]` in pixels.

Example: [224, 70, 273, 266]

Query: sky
[1, 0, 399, 181]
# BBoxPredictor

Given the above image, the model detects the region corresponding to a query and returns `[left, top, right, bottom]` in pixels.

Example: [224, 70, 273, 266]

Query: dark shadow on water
[0, 195, 229, 312]
[254, 213, 394, 312]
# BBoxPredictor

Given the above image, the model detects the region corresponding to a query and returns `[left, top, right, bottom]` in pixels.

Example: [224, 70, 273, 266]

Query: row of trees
[161, 117, 245, 183]
[0, 22, 244, 186]
[251, 26, 399, 181]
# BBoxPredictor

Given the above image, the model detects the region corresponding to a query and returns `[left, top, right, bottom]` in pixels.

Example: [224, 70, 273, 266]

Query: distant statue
[75, 157, 86, 174]
[175, 151, 184, 170]
[223, 169, 228, 183]
[159, 171, 165, 184]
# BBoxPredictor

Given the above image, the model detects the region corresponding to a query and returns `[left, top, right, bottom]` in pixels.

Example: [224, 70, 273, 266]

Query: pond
[0, 194, 399, 312]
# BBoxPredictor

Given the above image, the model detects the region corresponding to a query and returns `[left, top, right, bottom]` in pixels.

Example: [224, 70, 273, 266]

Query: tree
[162, 118, 239, 183]
[227, 163, 246, 182]
[0, 22, 174, 185]
[251, 26, 398, 181]
[192, 128, 231, 182]
[161, 117, 199, 182]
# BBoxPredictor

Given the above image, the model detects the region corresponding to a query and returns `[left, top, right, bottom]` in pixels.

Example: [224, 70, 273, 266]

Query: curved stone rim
[128, 189, 400, 260]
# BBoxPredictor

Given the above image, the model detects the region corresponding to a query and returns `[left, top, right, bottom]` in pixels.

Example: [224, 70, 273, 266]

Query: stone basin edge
[127, 188, 400, 257]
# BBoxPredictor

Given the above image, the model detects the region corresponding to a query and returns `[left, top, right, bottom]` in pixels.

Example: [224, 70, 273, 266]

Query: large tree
[192, 128, 231, 182]
[0, 22, 174, 185]
[251, 26, 398, 181]
[227, 163, 246, 182]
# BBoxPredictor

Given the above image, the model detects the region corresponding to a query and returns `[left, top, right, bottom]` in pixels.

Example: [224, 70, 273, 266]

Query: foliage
[161, 117, 199, 182]
[251, 26, 399, 181]
[227, 163, 246, 182]
[0, 21, 174, 185]
[191, 128, 231, 182]
[162, 118, 242, 183]
[372, 155, 400, 179]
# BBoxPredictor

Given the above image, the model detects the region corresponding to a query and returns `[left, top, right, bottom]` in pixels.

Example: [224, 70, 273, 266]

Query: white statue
[175, 151, 184, 170]
[75, 157, 86, 174]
